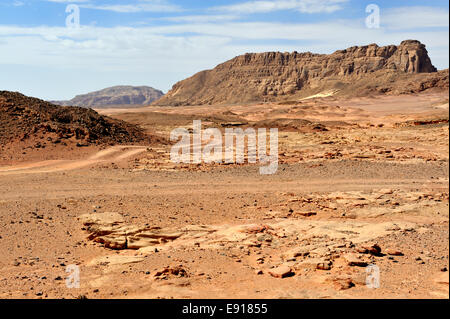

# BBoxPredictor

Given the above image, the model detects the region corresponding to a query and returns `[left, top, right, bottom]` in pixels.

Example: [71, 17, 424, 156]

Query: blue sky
[1, 0, 448, 100]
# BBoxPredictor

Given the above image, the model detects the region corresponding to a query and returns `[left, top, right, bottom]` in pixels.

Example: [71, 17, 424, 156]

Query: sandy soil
[0, 92, 448, 299]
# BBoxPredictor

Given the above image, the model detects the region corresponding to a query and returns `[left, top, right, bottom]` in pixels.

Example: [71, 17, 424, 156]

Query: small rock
[332, 278, 355, 290]
[257, 234, 273, 242]
[356, 247, 369, 254]
[343, 253, 368, 267]
[296, 212, 317, 217]
[154, 265, 188, 278]
[385, 249, 404, 256]
[268, 265, 294, 278]
[361, 243, 382, 256]
[282, 247, 310, 259]
[317, 260, 333, 271]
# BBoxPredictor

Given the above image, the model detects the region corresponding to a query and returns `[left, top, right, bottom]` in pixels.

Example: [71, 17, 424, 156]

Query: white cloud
[46, 0, 90, 3]
[79, 0, 181, 13]
[1, 20, 447, 70]
[383, 6, 449, 29]
[162, 15, 240, 23]
[211, 0, 348, 14]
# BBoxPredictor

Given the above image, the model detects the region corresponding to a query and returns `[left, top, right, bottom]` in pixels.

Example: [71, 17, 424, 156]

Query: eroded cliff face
[155, 40, 442, 106]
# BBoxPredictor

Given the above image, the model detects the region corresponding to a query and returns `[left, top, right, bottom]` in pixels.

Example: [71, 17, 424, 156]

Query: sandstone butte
[154, 40, 449, 106]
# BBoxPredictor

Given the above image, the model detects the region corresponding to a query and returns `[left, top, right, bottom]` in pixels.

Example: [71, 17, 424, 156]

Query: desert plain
[0, 90, 448, 299]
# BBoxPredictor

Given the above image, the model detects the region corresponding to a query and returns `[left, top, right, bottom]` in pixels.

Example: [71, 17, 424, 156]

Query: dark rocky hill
[1, 91, 150, 146]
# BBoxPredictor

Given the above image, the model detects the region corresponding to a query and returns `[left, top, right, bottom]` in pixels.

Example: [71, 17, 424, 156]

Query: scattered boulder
[282, 247, 311, 260]
[316, 260, 333, 271]
[154, 265, 188, 279]
[343, 253, 368, 267]
[360, 243, 382, 256]
[295, 258, 332, 271]
[240, 224, 271, 234]
[295, 212, 317, 217]
[330, 277, 355, 290]
[385, 248, 404, 256]
[269, 265, 294, 278]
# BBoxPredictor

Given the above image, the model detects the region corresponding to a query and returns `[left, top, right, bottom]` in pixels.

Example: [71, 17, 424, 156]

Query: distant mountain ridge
[52, 85, 164, 108]
[154, 40, 448, 106]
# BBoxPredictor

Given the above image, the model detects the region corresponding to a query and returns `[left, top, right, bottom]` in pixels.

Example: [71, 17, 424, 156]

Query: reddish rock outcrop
[155, 40, 444, 106]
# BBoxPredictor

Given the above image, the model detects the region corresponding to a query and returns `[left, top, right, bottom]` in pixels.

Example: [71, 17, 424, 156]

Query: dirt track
[0, 146, 147, 174]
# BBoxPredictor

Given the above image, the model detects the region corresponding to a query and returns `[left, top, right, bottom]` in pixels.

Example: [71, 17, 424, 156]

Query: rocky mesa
[154, 40, 448, 106]
[53, 85, 164, 108]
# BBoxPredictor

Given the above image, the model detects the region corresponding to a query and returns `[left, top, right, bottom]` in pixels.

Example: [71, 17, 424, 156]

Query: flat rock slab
[87, 255, 146, 267]
[343, 253, 369, 267]
[269, 266, 294, 278]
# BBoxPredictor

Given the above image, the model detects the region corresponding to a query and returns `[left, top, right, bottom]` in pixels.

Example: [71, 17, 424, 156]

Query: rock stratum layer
[155, 40, 448, 106]
[0, 91, 149, 146]
[53, 85, 164, 107]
